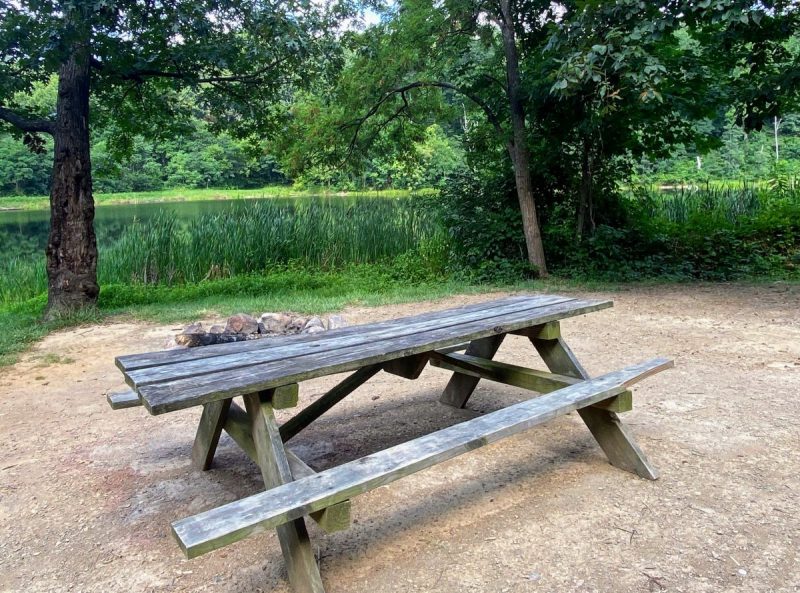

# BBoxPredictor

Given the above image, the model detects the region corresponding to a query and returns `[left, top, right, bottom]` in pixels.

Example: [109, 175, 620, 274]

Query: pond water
[0, 197, 323, 260]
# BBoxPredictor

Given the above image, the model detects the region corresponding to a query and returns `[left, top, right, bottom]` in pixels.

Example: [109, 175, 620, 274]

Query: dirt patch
[1, 284, 798, 593]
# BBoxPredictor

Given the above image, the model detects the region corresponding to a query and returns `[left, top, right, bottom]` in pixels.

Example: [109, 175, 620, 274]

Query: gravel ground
[1, 283, 798, 593]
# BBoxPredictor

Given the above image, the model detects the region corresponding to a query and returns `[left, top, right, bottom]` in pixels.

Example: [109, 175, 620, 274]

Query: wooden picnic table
[111, 294, 672, 593]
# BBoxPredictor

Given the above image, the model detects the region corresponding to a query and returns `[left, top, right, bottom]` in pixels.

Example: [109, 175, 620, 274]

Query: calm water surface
[0, 197, 317, 259]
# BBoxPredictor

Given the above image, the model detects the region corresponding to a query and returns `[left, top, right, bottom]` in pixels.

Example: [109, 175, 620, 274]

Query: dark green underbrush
[437, 173, 800, 283]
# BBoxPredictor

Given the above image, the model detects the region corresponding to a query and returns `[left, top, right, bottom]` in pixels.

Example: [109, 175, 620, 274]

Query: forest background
[1, 0, 798, 364]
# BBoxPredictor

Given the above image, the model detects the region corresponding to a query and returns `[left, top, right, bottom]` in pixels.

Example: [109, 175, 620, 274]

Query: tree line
[0, 100, 465, 195]
[3, 103, 798, 197]
[1, 0, 798, 316]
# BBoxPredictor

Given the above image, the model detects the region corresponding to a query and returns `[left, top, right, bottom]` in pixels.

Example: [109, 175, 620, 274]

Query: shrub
[436, 172, 537, 282]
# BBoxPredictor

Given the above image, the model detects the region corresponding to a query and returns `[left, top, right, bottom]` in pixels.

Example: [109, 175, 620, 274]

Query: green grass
[1, 197, 444, 303]
[0, 185, 434, 211]
[0, 266, 495, 367]
[0, 261, 626, 368]
[0, 297, 103, 367]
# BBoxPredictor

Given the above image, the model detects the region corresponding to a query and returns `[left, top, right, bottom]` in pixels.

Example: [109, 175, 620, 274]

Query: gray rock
[225, 313, 259, 335]
[181, 322, 206, 335]
[260, 312, 292, 333]
[208, 325, 225, 334]
[302, 325, 326, 335]
[287, 317, 308, 333]
[176, 333, 216, 347]
[304, 316, 325, 330]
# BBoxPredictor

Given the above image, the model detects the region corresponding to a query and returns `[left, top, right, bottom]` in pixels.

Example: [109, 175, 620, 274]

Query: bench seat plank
[137, 298, 612, 414]
[224, 402, 352, 534]
[123, 296, 575, 387]
[107, 389, 141, 409]
[116, 295, 536, 372]
[171, 357, 672, 559]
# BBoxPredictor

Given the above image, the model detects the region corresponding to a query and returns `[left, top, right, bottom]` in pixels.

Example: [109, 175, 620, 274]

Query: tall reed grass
[0, 197, 441, 305]
[633, 184, 799, 224]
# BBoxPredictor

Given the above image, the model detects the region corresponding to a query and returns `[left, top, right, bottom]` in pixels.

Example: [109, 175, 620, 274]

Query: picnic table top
[117, 294, 612, 415]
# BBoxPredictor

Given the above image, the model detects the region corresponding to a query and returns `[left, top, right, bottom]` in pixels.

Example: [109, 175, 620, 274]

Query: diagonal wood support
[244, 391, 325, 593]
[279, 364, 382, 443]
[530, 335, 659, 480]
[383, 352, 430, 379]
[430, 352, 632, 412]
[439, 333, 505, 408]
[430, 351, 580, 393]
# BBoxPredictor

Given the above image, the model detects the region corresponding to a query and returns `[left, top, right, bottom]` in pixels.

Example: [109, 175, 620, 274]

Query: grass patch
[33, 353, 76, 366]
[0, 298, 102, 367]
[0, 185, 434, 211]
[0, 263, 618, 369]
[0, 266, 501, 367]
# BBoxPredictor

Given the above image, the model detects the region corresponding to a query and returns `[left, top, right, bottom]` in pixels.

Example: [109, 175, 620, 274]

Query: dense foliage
[0, 98, 463, 195]
[432, 170, 800, 282]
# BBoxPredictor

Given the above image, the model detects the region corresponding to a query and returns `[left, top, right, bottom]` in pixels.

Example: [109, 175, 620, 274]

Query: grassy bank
[0, 185, 432, 211]
[0, 266, 511, 367]
[1, 198, 443, 303]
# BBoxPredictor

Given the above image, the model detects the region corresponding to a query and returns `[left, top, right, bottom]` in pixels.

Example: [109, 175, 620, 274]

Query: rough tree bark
[45, 37, 99, 318]
[498, 0, 548, 276]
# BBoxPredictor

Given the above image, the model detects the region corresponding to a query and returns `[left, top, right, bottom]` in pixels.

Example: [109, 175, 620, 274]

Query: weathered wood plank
[279, 365, 382, 443]
[172, 358, 672, 559]
[430, 352, 580, 393]
[117, 295, 537, 372]
[125, 296, 574, 388]
[243, 392, 324, 593]
[107, 389, 141, 409]
[224, 402, 351, 534]
[439, 334, 505, 408]
[141, 298, 612, 415]
[191, 399, 232, 471]
[531, 335, 658, 479]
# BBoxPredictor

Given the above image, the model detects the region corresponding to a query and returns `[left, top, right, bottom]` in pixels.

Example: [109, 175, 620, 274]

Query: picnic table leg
[530, 334, 659, 480]
[244, 391, 325, 593]
[440, 334, 505, 408]
[191, 399, 232, 471]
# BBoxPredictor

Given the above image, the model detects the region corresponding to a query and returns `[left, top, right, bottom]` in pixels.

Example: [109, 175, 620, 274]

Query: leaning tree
[0, 0, 343, 318]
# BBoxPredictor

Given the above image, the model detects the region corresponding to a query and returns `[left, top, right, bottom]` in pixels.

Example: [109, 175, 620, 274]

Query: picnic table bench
[111, 294, 672, 593]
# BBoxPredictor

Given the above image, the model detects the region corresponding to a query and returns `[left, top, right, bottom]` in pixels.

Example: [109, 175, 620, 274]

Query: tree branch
[0, 106, 55, 135]
[344, 80, 505, 154]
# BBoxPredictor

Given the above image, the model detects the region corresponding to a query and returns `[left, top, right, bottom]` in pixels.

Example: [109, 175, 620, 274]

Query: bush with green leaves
[545, 187, 800, 281]
[435, 172, 537, 282]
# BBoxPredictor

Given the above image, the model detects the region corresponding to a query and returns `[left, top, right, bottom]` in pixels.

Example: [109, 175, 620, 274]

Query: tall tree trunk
[576, 135, 595, 241]
[498, 0, 548, 276]
[45, 39, 99, 319]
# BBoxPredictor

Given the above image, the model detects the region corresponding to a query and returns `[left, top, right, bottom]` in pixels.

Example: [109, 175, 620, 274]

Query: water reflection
[0, 197, 329, 259]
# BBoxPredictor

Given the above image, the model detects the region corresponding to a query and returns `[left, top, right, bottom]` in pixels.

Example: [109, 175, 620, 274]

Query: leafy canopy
[0, 0, 351, 155]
